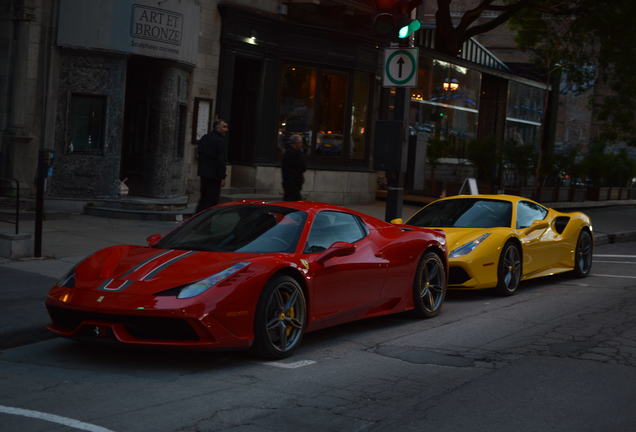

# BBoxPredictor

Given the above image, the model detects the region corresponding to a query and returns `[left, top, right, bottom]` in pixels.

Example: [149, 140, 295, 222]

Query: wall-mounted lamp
[442, 78, 460, 91]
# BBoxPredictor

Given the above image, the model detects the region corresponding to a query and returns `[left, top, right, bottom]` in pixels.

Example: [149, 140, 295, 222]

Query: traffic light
[398, 19, 421, 38]
[372, 0, 422, 38]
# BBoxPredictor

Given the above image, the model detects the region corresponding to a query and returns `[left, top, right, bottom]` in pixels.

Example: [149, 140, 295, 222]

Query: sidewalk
[1, 199, 635, 349]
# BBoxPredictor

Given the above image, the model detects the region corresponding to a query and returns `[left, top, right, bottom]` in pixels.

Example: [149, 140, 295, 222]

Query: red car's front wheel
[252, 275, 306, 359]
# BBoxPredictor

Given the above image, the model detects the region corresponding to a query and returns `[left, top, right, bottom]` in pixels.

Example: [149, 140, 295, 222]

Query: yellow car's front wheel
[494, 242, 521, 296]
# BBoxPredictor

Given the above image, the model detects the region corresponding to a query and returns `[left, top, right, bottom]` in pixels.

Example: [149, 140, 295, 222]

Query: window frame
[277, 63, 372, 168]
[303, 210, 368, 254]
[516, 200, 548, 229]
[67, 93, 107, 155]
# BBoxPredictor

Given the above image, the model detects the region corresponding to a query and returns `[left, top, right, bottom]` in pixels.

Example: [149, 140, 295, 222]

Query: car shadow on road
[27, 272, 584, 372]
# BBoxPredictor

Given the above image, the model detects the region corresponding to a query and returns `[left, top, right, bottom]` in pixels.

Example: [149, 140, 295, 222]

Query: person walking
[282, 134, 306, 201]
[196, 119, 228, 212]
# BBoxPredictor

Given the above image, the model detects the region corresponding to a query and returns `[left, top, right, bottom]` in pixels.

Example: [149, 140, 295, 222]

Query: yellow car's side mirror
[390, 218, 404, 225]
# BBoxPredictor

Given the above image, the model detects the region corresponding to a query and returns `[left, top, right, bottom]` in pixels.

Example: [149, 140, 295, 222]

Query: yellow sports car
[396, 195, 593, 295]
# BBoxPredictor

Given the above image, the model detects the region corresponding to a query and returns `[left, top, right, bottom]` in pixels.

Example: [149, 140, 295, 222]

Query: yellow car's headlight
[449, 233, 490, 258]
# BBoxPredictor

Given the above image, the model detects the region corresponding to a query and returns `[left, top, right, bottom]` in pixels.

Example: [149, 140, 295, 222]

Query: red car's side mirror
[146, 234, 162, 246]
[317, 241, 356, 263]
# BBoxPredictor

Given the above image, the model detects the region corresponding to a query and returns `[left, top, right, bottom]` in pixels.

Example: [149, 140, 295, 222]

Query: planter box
[619, 187, 629, 200]
[608, 187, 621, 200]
[569, 186, 586, 202]
[0, 232, 33, 258]
[555, 186, 570, 202]
[587, 186, 610, 201]
[539, 187, 555, 203]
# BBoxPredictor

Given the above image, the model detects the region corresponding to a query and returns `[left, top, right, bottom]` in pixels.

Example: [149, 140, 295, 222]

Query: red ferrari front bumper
[45, 288, 254, 350]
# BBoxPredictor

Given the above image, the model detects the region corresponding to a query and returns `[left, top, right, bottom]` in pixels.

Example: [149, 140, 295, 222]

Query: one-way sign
[383, 47, 418, 87]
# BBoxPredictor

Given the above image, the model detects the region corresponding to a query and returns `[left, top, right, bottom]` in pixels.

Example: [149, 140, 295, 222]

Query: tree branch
[457, 0, 497, 32]
[435, 0, 453, 32]
[463, 2, 531, 40]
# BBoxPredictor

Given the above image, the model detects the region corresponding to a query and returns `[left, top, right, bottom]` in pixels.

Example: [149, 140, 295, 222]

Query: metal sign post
[381, 47, 418, 222]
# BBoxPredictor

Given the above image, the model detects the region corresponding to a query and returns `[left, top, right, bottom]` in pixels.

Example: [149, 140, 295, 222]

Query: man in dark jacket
[282, 134, 306, 201]
[196, 119, 228, 212]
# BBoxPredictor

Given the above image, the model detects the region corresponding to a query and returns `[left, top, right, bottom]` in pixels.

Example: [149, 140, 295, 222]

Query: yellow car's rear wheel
[573, 229, 593, 277]
[495, 242, 521, 296]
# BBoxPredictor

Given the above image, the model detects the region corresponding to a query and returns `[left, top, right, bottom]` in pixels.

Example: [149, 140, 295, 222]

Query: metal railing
[0, 178, 20, 235]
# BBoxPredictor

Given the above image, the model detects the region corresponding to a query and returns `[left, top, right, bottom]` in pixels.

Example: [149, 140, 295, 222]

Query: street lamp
[442, 78, 460, 91]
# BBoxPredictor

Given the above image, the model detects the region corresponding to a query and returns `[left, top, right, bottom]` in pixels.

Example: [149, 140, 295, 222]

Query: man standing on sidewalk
[196, 119, 228, 212]
[282, 134, 306, 201]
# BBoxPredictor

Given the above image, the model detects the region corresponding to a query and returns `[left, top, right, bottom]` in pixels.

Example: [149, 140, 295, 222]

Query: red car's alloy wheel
[413, 251, 447, 318]
[253, 275, 306, 359]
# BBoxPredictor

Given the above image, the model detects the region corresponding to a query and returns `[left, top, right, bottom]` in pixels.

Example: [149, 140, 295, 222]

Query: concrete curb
[594, 231, 636, 246]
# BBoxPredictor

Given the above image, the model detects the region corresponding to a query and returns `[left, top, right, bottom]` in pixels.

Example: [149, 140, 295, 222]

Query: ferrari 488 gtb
[401, 195, 593, 296]
[46, 201, 447, 358]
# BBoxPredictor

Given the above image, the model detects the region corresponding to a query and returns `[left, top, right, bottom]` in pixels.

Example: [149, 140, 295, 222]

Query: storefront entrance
[121, 56, 190, 197]
[228, 56, 263, 164]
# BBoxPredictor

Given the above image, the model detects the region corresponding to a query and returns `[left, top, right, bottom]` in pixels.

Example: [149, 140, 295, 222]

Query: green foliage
[502, 138, 537, 186]
[606, 150, 636, 186]
[426, 135, 446, 167]
[549, 145, 583, 183]
[465, 136, 500, 182]
[579, 142, 636, 186]
[579, 142, 609, 186]
[509, 0, 636, 144]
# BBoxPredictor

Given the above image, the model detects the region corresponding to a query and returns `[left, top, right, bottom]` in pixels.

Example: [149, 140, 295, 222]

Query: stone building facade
[1, 0, 379, 204]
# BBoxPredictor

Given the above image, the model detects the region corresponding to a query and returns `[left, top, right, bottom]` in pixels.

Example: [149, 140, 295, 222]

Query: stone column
[1, 0, 36, 184]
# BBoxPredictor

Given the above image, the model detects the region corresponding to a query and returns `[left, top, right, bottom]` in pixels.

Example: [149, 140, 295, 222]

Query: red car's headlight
[176, 262, 250, 299]
[56, 267, 76, 288]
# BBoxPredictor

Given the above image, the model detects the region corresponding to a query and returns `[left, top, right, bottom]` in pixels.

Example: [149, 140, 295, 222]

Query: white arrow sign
[383, 48, 418, 87]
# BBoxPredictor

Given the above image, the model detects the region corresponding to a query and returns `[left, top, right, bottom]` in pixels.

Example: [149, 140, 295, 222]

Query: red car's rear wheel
[413, 251, 446, 318]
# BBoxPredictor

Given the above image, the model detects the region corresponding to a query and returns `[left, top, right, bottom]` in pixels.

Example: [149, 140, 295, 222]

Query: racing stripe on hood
[121, 249, 174, 278]
[139, 250, 196, 281]
[98, 279, 134, 292]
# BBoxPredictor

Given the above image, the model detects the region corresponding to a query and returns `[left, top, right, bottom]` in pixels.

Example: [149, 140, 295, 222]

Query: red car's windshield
[156, 205, 307, 253]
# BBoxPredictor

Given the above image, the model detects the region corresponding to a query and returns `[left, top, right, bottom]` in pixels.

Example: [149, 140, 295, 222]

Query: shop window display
[505, 81, 544, 147]
[278, 64, 370, 164]
[68, 94, 106, 154]
[408, 58, 481, 156]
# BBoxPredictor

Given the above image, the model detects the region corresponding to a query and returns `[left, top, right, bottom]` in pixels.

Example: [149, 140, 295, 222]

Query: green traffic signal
[398, 19, 421, 38]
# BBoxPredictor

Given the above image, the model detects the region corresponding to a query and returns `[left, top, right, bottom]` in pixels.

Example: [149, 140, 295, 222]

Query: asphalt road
[1, 241, 635, 432]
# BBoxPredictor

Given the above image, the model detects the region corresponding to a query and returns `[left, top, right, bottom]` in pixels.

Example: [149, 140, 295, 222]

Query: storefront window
[505, 81, 544, 147]
[408, 58, 480, 155]
[278, 64, 370, 165]
[316, 71, 346, 157]
[349, 71, 369, 159]
[69, 94, 106, 154]
[278, 66, 316, 152]
[507, 82, 544, 123]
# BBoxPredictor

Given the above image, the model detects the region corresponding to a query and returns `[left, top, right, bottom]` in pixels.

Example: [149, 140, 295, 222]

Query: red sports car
[46, 201, 447, 358]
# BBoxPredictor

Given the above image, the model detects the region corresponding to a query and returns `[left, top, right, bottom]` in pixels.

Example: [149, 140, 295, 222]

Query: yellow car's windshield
[408, 198, 512, 228]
